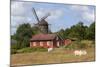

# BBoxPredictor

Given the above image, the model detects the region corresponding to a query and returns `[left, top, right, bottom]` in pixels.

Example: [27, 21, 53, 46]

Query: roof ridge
[31, 33, 57, 41]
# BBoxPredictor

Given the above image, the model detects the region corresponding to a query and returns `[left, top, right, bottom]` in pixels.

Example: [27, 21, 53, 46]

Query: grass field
[11, 47, 95, 66]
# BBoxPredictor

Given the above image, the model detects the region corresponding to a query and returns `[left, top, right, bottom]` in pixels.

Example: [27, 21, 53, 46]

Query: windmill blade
[32, 8, 40, 23]
[40, 13, 50, 21]
[56, 33, 64, 40]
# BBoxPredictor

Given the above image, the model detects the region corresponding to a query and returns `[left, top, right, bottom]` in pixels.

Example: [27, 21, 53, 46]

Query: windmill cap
[38, 19, 48, 25]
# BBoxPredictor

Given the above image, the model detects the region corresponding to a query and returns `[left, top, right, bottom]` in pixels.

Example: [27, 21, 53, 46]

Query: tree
[32, 26, 41, 34]
[14, 23, 34, 49]
[67, 22, 86, 40]
[56, 22, 95, 41]
[64, 28, 71, 38]
[86, 22, 95, 40]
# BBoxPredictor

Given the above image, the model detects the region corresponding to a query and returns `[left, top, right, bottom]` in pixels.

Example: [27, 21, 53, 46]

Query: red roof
[30, 34, 57, 41]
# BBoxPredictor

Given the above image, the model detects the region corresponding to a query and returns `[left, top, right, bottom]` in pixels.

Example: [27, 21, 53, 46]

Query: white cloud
[69, 5, 95, 23]
[11, 1, 64, 23]
[11, 1, 34, 34]
[82, 10, 95, 22]
[36, 8, 64, 21]
[11, 1, 63, 19]
[11, 2, 25, 16]
[70, 5, 89, 12]
[11, 1, 95, 34]
[48, 9, 64, 20]
[11, 1, 34, 16]
[11, 16, 34, 27]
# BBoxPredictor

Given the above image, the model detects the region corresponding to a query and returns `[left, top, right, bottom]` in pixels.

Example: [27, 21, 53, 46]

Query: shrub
[11, 49, 17, 54]
[34, 47, 48, 52]
[17, 47, 33, 53]
[17, 47, 47, 53]
[65, 41, 88, 50]
[81, 40, 95, 48]
[78, 42, 87, 49]
[65, 41, 78, 50]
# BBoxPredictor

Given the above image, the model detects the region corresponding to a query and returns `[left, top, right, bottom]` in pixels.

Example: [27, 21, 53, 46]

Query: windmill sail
[32, 8, 50, 34]
[40, 13, 50, 21]
[32, 8, 40, 23]
[56, 33, 64, 40]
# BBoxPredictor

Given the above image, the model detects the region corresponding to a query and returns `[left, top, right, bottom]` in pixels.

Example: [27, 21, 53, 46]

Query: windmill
[32, 8, 51, 34]
[32, 8, 64, 41]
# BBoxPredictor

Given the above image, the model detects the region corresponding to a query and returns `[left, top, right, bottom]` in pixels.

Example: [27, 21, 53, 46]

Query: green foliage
[78, 42, 87, 49]
[11, 49, 17, 54]
[65, 40, 94, 50]
[17, 47, 34, 53]
[11, 47, 47, 54]
[16, 23, 33, 39]
[11, 23, 35, 49]
[58, 22, 95, 40]
[11, 21, 95, 53]
[17, 47, 47, 53]
[57, 29, 66, 39]
[86, 22, 95, 40]
[32, 26, 41, 34]
[11, 44, 18, 49]
[67, 22, 87, 40]
[81, 40, 95, 48]
[65, 41, 82, 50]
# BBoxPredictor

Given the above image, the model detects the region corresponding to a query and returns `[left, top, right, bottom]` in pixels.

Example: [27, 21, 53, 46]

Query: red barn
[30, 34, 63, 48]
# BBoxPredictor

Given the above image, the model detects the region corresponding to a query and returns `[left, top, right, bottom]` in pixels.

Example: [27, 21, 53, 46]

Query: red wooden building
[30, 34, 63, 48]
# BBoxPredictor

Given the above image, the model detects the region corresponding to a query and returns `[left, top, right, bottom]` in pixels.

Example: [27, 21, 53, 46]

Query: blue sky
[11, 1, 95, 35]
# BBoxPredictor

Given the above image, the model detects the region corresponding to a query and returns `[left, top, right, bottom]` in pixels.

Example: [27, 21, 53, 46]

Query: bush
[17, 47, 47, 53]
[11, 49, 17, 54]
[34, 47, 48, 52]
[78, 42, 87, 49]
[81, 40, 95, 48]
[65, 41, 88, 50]
[65, 41, 78, 50]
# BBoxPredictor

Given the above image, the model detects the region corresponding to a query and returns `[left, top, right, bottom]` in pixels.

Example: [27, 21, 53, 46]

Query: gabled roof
[30, 34, 57, 41]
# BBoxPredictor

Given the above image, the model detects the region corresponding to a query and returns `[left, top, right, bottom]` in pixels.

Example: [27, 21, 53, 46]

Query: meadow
[11, 46, 95, 66]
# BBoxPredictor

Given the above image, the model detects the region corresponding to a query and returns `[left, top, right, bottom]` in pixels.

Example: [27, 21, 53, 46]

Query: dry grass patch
[11, 47, 95, 66]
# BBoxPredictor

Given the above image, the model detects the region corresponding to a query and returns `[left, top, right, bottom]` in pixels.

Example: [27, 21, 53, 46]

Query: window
[47, 41, 50, 46]
[47, 41, 53, 46]
[33, 42, 36, 46]
[40, 42, 43, 46]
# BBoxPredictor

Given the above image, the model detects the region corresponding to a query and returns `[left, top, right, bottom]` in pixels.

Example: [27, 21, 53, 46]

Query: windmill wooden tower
[32, 8, 50, 34]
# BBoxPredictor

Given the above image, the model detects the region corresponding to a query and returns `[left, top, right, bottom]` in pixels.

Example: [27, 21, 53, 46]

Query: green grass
[11, 47, 48, 54]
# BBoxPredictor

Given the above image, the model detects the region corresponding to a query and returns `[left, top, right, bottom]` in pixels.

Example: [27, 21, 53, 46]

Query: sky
[11, 1, 95, 35]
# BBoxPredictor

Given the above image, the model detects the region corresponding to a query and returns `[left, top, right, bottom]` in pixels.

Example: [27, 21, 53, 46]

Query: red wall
[64, 39, 71, 45]
[30, 41, 54, 48]
[30, 39, 71, 48]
